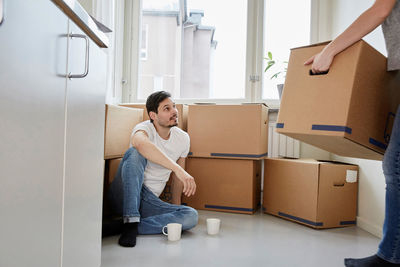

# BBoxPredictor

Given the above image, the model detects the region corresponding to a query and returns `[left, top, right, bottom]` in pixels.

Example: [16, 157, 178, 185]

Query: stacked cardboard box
[263, 158, 358, 229]
[103, 105, 143, 217]
[182, 157, 261, 214]
[277, 40, 400, 160]
[188, 104, 269, 159]
[104, 104, 143, 159]
[182, 104, 269, 214]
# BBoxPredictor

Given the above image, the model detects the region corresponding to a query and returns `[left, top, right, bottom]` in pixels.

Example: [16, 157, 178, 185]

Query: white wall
[318, 0, 388, 237]
[300, 143, 330, 160]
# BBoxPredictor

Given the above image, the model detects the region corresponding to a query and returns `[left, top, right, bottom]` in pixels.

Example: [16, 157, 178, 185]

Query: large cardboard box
[104, 158, 121, 191]
[182, 157, 262, 214]
[120, 103, 188, 131]
[263, 158, 358, 229]
[103, 158, 122, 218]
[188, 104, 269, 159]
[158, 178, 173, 203]
[104, 104, 143, 159]
[277, 40, 400, 160]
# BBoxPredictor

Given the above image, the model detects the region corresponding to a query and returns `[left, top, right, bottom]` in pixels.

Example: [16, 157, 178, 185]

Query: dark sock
[118, 222, 139, 247]
[344, 254, 400, 266]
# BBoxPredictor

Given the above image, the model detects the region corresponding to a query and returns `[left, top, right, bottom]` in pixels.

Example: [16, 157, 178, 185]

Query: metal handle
[68, 33, 90, 79]
[0, 0, 4, 25]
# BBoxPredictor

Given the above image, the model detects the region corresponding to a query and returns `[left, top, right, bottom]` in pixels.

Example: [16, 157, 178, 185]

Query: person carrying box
[305, 0, 400, 266]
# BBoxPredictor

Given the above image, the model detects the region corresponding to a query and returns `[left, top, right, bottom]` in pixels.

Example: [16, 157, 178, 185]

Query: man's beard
[160, 116, 178, 128]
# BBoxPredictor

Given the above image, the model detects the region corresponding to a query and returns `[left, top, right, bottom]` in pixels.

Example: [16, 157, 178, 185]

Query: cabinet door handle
[68, 33, 90, 79]
[0, 0, 4, 25]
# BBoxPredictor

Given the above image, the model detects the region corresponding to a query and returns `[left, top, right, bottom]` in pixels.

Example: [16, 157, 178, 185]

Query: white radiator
[268, 122, 300, 158]
[261, 122, 301, 201]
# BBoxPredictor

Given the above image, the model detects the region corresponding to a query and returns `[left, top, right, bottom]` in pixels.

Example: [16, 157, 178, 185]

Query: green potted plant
[264, 51, 288, 99]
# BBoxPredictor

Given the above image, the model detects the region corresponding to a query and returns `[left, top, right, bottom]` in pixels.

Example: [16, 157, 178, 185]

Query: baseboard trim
[357, 216, 382, 238]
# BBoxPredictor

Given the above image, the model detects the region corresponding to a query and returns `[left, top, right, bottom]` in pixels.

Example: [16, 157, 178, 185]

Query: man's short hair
[146, 91, 172, 122]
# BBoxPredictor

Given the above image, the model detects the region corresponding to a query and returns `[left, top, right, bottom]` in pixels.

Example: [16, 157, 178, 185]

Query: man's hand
[173, 167, 196, 197]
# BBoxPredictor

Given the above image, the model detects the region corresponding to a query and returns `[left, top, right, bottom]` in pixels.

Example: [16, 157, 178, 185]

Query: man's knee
[124, 147, 147, 166]
[121, 148, 147, 178]
[182, 207, 198, 230]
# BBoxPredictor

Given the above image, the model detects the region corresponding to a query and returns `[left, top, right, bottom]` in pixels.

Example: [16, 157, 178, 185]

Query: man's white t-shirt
[131, 120, 190, 197]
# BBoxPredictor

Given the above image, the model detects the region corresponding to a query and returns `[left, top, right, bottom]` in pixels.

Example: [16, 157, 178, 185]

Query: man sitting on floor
[108, 91, 198, 247]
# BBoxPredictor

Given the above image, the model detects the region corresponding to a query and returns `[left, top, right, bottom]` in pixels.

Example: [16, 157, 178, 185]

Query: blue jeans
[378, 105, 400, 263]
[108, 147, 198, 235]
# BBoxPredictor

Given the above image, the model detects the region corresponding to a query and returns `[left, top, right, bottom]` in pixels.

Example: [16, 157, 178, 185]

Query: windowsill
[119, 100, 281, 111]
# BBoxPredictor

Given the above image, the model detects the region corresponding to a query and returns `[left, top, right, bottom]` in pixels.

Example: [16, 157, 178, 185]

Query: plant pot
[277, 83, 284, 99]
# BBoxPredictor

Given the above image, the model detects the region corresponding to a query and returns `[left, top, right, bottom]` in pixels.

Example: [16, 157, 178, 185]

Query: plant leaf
[270, 72, 281, 80]
[264, 61, 275, 72]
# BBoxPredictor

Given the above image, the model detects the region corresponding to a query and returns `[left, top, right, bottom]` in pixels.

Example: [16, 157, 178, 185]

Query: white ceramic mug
[162, 223, 182, 241]
[206, 218, 221, 235]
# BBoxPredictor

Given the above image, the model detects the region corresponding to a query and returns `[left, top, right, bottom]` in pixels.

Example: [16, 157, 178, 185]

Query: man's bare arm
[170, 157, 185, 205]
[305, 0, 396, 73]
[132, 131, 196, 197]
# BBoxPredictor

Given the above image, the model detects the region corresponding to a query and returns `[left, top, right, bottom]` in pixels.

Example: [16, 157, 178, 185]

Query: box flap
[241, 102, 269, 107]
[291, 41, 331, 50]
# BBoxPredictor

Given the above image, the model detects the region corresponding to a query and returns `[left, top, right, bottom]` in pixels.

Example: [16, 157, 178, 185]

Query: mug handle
[162, 226, 168, 236]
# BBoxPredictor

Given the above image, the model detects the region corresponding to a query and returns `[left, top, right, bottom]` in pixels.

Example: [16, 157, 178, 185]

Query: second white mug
[206, 218, 221, 235]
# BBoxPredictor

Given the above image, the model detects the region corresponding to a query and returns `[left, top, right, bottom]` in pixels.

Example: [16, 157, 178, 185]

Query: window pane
[263, 0, 311, 100]
[182, 0, 247, 99]
[138, 0, 181, 100]
[137, 0, 247, 100]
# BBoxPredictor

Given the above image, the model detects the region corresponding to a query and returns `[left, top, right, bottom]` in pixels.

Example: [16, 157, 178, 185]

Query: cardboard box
[263, 158, 358, 229]
[277, 40, 400, 160]
[104, 158, 121, 189]
[119, 103, 188, 131]
[188, 104, 269, 159]
[103, 158, 121, 218]
[104, 104, 143, 159]
[182, 157, 262, 214]
[158, 178, 173, 203]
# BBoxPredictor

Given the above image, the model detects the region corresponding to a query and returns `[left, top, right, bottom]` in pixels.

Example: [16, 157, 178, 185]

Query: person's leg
[108, 147, 147, 247]
[138, 186, 198, 235]
[378, 106, 400, 263]
[345, 106, 400, 267]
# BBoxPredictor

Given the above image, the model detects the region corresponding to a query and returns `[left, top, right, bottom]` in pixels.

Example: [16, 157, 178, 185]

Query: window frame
[121, 0, 317, 108]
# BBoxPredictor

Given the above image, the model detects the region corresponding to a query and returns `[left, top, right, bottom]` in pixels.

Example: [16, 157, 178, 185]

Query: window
[124, 0, 314, 105]
[262, 0, 311, 100]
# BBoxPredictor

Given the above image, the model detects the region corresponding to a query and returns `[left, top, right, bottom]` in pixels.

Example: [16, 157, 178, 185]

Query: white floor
[101, 210, 380, 267]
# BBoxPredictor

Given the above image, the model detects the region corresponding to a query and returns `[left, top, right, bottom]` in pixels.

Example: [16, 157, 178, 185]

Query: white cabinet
[0, 1, 106, 267]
